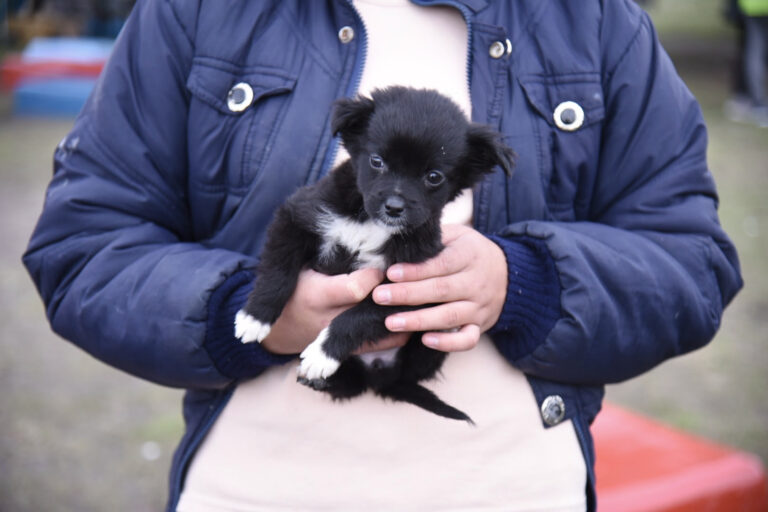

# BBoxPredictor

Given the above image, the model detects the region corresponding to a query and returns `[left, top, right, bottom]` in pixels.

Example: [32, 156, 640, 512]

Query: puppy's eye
[425, 170, 445, 187]
[369, 155, 384, 170]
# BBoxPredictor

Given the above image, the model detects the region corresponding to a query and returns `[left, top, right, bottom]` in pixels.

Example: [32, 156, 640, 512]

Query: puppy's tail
[377, 382, 474, 425]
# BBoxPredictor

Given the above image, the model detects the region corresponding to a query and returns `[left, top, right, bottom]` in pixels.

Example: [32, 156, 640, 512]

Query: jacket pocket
[186, 57, 297, 191]
[517, 75, 605, 221]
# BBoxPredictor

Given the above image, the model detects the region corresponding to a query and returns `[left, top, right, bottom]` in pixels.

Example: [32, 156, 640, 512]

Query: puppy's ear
[463, 124, 516, 181]
[331, 96, 375, 153]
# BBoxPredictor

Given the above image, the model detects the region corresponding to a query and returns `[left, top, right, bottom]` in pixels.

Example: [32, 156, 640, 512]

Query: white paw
[234, 310, 272, 344]
[297, 328, 341, 380]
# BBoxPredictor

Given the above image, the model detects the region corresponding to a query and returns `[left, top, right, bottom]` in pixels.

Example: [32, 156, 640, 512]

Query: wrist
[483, 237, 510, 331]
[204, 270, 294, 380]
[485, 235, 562, 361]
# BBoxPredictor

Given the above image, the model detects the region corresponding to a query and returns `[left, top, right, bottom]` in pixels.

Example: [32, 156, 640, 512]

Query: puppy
[235, 86, 514, 423]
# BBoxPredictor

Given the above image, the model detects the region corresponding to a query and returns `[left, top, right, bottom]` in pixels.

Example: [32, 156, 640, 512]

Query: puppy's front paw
[234, 310, 272, 344]
[297, 328, 341, 380]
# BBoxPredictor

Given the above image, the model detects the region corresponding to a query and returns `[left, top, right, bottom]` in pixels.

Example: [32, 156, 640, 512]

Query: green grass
[645, 0, 736, 38]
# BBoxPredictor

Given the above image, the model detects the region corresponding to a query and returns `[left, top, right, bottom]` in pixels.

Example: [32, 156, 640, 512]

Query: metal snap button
[553, 101, 585, 131]
[338, 26, 355, 44]
[541, 395, 566, 426]
[227, 82, 254, 113]
[489, 40, 505, 59]
[489, 38, 512, 59]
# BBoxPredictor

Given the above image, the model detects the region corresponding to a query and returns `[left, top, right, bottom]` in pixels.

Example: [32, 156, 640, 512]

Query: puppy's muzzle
[383, 196, 406, 219]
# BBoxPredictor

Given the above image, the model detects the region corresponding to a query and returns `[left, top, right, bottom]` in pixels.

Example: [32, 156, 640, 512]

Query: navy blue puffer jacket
[23, 1, 742, 509]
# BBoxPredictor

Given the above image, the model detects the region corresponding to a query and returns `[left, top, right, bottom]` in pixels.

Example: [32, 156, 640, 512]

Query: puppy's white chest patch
[317, 211, 397, 271]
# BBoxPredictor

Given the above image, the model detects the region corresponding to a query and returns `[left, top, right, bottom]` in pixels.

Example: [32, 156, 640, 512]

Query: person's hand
[260, 267, 409, 355]
[372, 224, 508, 352]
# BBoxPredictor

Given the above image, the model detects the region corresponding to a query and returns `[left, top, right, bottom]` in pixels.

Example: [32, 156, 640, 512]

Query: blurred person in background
[723, 0, 750, 113]
[727, 0, 768, 126]
[22, 1, 742, 511]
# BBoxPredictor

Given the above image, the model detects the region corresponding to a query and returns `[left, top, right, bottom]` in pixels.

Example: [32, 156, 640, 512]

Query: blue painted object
[10, 37, 113, 117]
[21, 37, 114, 63]
[13, 77, 96, 117]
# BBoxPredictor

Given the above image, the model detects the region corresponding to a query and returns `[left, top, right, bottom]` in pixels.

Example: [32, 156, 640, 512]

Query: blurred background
[0, 0, 766, 510]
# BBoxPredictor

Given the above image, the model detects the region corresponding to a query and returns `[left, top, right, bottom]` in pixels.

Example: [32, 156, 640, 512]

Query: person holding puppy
[24, 1, 742, 511]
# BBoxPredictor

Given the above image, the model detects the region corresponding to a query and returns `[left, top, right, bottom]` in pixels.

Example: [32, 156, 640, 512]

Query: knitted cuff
[485, 235, 562, 362]
[204, 270, 294, 380]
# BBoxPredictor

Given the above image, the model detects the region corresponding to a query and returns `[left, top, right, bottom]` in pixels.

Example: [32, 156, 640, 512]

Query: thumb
[339, 267, 385, 304]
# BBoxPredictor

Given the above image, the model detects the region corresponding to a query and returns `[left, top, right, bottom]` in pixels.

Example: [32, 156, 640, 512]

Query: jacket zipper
[572, 415, 597, 512]
[411, 0, 494, 232]
[411, 0, 474, 101]
[319, 1, 369, 179]
[341, 2, 369, 113]
[168, 386, 235, 510]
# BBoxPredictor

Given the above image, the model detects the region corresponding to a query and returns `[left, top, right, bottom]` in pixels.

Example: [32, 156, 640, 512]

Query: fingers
[385, 243, 467, 283]
[264, 267, 386, 355]
[345, 267, 385, 301]
[374, 227, 507, 335]
[378, 242, 470, 307]
[374, 273, 467, 306]
[384, 301, 477, 333]
[308, 267, 384, 307]
[382, 225, 475, 285]
[423, 324, 481, 352]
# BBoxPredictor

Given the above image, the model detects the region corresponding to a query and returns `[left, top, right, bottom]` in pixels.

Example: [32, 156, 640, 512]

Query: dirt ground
[1, 11, 767, 512]
[0, 117, 183, 510]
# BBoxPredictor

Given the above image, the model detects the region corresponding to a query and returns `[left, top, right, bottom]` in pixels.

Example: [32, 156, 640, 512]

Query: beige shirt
[178, 2, 586, 510]
[178, 339, 585, 512]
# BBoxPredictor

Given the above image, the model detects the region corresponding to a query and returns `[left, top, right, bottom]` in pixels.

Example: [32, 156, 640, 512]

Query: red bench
[0, 38, 112, 116]
[0, 53, 104, 91]
[593, 404, 768, 511]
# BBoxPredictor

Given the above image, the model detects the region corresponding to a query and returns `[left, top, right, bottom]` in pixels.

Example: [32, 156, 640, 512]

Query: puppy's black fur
[235, 86, 514, 423]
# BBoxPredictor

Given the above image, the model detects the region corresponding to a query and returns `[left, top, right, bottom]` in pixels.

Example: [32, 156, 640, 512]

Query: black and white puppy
[235, 86, 514, 423]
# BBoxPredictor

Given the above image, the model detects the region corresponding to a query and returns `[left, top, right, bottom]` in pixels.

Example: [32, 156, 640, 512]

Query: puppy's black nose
[384, 196, 405, 217]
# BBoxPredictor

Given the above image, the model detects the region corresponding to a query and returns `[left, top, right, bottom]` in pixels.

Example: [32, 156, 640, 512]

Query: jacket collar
[410, 0, 489, 14]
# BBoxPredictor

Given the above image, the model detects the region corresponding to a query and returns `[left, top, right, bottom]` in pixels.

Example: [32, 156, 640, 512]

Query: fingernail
[388, 316, 406, 331]
[389, 265, 404, 280]
[423, 335, 439, 348]
[374, 288, 391, 304]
